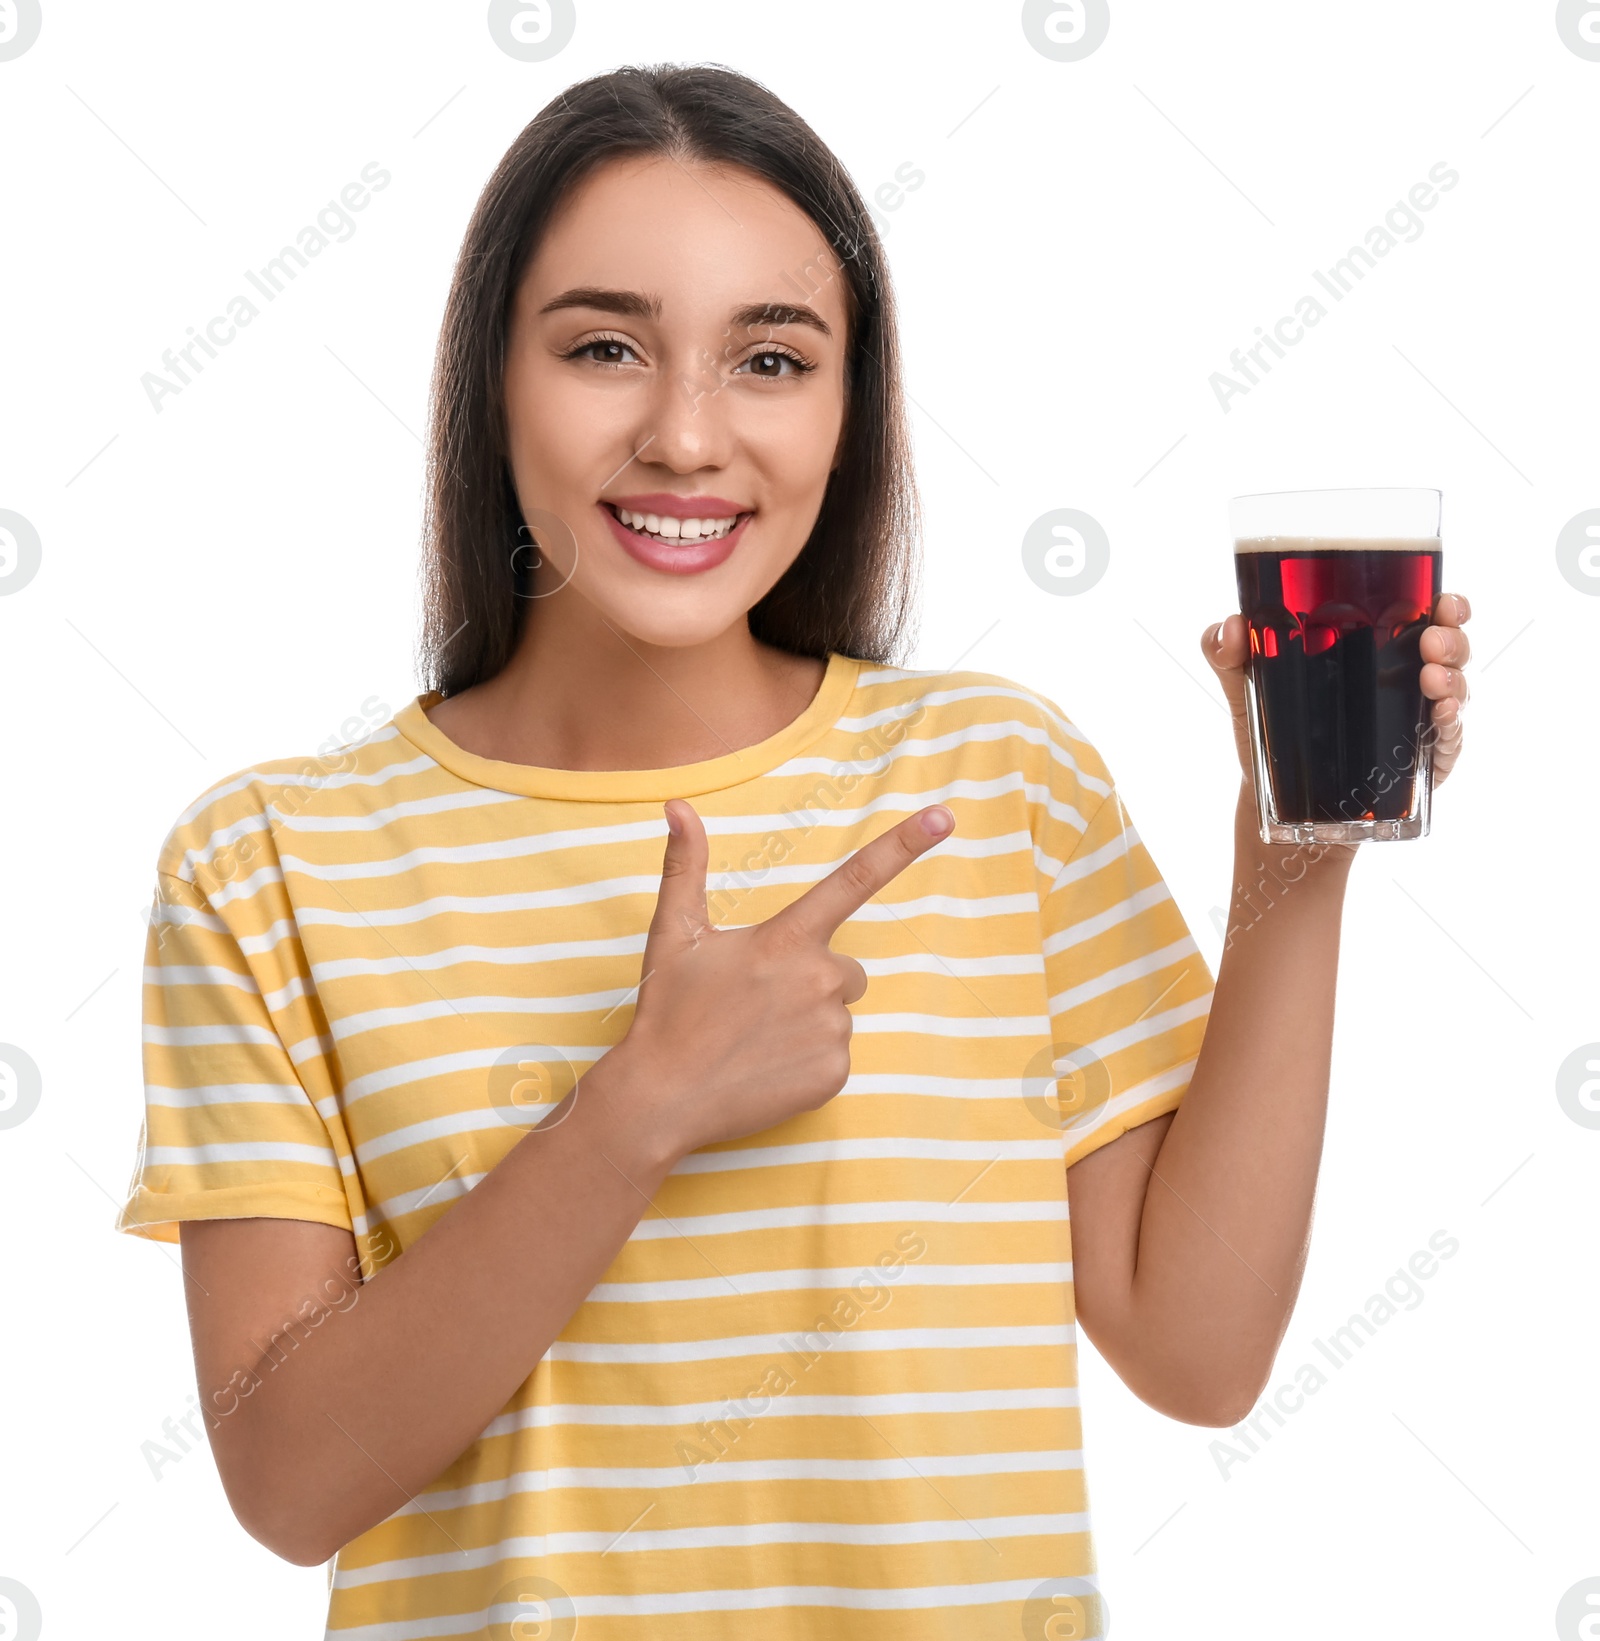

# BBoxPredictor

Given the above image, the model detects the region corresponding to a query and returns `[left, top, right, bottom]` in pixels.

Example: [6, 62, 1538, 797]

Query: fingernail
[664, 803, 681, 836]
[922, 805, 954, 837]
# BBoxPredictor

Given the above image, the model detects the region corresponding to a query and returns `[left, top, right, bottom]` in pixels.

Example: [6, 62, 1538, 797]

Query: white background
[2, 2, 1596, 1636]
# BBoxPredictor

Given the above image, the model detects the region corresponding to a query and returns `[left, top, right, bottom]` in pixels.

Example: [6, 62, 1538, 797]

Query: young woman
[118, 64, 1472, 1638]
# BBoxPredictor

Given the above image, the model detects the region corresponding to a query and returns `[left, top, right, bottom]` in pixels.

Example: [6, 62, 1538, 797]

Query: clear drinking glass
[1231, 487, 1443, 845]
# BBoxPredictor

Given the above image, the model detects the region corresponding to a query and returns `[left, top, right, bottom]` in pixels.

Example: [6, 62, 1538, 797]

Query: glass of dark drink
[1232, 487, 1443, 845]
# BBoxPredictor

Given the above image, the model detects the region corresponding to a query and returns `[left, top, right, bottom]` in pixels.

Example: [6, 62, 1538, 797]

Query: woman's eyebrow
[537, 289, 831, 339]
[539, 287, 661, 319]
[729, 301, 832, 338]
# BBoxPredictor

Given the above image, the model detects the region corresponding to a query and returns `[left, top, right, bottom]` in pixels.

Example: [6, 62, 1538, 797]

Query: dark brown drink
[1234, 538, 1441, 826]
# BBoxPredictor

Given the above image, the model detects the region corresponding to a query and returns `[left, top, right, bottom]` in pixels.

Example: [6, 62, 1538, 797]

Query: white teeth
[612, 506, 740, 543]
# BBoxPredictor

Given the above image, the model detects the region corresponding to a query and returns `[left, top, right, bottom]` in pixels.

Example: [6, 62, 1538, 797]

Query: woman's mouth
[605, 504, 745, 545]
[599, 501, 752, 574]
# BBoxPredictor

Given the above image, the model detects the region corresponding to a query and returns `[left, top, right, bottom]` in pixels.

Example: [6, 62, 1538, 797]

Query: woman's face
[502, 153, 852, 649]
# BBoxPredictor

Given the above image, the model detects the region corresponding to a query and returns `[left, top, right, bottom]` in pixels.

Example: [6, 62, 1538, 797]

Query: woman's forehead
[521, 153, 851, 335]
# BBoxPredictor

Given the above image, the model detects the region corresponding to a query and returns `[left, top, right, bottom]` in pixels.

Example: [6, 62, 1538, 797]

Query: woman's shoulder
[845, 657, 1111, 782]
[152, 697, 405, 886]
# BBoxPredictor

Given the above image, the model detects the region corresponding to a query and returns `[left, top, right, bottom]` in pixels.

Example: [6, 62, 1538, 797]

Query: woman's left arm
[1065, 592, 1471, 1427]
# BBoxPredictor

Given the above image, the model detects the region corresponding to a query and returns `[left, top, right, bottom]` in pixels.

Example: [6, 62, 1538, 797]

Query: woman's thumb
[647, 799, 711, 947]
[1203, 614, 1250, 693]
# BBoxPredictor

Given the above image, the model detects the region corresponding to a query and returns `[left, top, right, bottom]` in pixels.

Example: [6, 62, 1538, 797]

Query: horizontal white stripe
[857, 950, 1043, 977]
[387, 1445, 1085, 1518]
[361, 1169, 471, 1227]
[326, 987, 635, 1045]
[278, 809, 1028, 886]
[836, 682, 1087, 742]
[719, 829, 1039, 878]
[1047, 807, 1136, 892]
[587, 1261, 1072, 1302]
[145, 1081, 309, 1110]
[297, 872, 665, 925]
[1063, 1058, 1198, 1147]
[259, 973, 317, 1014]
[1048, 937, 1202, 1016]
[675, 1135, 1062, 1173]
[850, 1011, 1047, 1037]
[364, 1135, 1067, 1228]
[1073, 993, 1211, 1066]
[549, 1323, 1074, 1365]
[840, 1073, 1055, 1099]
[142, 1023, 278, 1048]
[327, 963, 1042, 1044]
[268, 781, 524, 833]
[332, 1574, 1101, 1639]
[311, 940, 1038, 992]
[286, 1030, 335, 1068]
[171, 810, 278, 884]
[352, 1105, 519, 1167]
[851, 673, 1094, 751]
[146, 901, 227, 932]
[337, 1053, 1062, 1114]
[480, 1384, 1079, 1440]
[627, 1198, 1066, 1241]
[848, 890, 1038, 922]
[145, 955, 318, 1024]
[140, 1140, 339, 1168]
[765, 772, 1094, 857]
[142, 962, 259, 995]
[780, 714, 1095, 783]
[282, 812, 666, 880]
[193, 860, 286, 911]
[1044, 882, 1173, 958]
[311, 932, 644, 983]
[337, 1512, 1091, 1592]
[167, 729, 409, 828]
[291, 874, 1034, 933]
[338, 1044, 590, 1107]
[234, 917, 302, 958]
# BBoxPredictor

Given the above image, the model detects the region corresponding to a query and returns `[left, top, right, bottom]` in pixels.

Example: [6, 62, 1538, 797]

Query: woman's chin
[587, 593, 754, 652]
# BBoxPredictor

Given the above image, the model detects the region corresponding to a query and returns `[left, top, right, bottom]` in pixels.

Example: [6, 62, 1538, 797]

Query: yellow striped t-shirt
[117, 651, 1214, 1638]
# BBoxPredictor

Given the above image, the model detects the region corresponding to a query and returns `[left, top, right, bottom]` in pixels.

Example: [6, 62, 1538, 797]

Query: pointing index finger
[768, 805, 955, 945]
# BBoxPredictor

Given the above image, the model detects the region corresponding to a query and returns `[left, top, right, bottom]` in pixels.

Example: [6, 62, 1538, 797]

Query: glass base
[1261, 814, 1424, 845]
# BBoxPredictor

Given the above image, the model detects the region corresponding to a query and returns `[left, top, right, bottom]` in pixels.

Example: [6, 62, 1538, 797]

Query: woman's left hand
[1417, 591, 1471, 786]
[1201, 591, 1472, 791]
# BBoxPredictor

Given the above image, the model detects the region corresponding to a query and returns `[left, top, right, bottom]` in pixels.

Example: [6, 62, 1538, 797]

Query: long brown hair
[417, 63, 920, 697]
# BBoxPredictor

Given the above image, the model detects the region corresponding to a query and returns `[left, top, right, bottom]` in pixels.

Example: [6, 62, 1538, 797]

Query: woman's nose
[636, 349, 736, 473]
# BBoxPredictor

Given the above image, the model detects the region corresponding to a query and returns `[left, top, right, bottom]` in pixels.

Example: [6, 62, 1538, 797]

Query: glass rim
[1230, 485, 1442, 542]
[1229, 485, 1441, 504]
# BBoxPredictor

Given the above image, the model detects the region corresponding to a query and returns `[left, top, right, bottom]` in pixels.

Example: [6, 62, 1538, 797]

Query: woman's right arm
[182, 1046, 678, 1567]
[180, 797, 954, 1566]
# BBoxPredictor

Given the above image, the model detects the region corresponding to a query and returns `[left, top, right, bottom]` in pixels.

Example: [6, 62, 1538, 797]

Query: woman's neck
[424, 603, 828, 773]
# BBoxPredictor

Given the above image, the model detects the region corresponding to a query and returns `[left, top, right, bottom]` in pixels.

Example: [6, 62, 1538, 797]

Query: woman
[118, 64, 1472, 1638]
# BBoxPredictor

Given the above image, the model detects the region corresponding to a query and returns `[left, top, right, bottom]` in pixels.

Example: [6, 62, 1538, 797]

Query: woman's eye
[572, 339, 637, 366]
[737, 349, 805, 378]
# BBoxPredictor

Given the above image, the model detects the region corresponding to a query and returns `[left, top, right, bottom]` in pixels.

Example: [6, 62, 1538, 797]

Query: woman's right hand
[604, 796, 956, 1165]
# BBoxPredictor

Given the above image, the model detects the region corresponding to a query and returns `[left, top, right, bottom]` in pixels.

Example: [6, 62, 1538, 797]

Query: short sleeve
[116, 869, 354, 1244]
[1037, 774, 1215, 1171]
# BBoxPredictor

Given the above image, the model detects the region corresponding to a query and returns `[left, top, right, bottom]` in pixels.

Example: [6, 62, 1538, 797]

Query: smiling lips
[601, 493, 752, 574]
